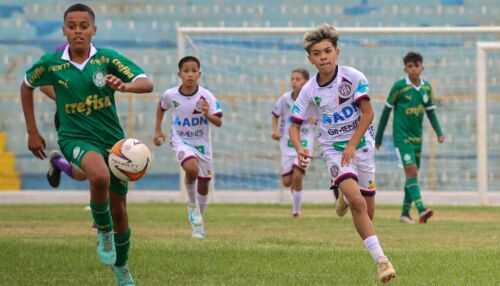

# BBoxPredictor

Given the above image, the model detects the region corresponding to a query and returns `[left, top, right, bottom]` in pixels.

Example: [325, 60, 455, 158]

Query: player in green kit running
[375, 51, 444, 224]
[20, 3, 153, 286]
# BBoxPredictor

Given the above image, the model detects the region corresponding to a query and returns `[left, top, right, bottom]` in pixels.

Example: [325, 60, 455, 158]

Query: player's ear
[177, 71, 181, 78]
[307, 54, 312, 64]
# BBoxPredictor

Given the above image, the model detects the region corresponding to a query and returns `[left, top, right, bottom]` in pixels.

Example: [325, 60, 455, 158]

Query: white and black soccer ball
[108, 138, 152, 181]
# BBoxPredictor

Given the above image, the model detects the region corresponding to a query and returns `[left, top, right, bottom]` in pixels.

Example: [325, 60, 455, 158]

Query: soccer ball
[108, 138, 152, 181]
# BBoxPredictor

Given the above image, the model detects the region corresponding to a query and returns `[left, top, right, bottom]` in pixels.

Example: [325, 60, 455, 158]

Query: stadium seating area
[1, 1, 499, 191]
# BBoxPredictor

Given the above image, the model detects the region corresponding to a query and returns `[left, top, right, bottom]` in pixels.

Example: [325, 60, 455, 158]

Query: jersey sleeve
[385, 83, 399, 109]
[290, 88, 312, 125]
[353, 72, 370, 103]
[106, 49, 147, 83]
[272, 96, 283, 118]
[423, 83, 436, 111]
[206, 91, 223, 117]
[159, 91, 171, 111]
[24, 54, 53, 88]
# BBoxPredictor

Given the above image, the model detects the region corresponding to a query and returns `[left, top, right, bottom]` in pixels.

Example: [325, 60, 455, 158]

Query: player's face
[308, 40, 339, 75]
[178, 61, 201, 88]
[63, 11, 96, 52]
[404, 61, 424, 82]
[291, 72, 307, 95]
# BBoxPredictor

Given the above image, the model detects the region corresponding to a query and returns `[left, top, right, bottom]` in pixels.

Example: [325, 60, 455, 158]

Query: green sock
[405, 178, 425, 213]
[90, 200, 113, 232]
[401, 186, 412, 216]
[115, 228, 131, 267]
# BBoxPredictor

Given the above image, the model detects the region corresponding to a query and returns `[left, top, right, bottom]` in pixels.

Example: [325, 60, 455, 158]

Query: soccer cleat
[97, 230, 116, 265]
[419, 208, 434, 224]
[377, 256, 396, 283]
[187, 202, 204, 226]
[292, 213, 302, 218]
[192, 224, 205, 239]
[400, 214, 415, 224]
[46, 150, 62, 188]
[335, 190, 349, 217]
[112, 264, 135, 286]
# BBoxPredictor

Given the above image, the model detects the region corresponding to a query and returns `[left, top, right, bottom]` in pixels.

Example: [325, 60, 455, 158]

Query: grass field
[1, 203, 500, 285]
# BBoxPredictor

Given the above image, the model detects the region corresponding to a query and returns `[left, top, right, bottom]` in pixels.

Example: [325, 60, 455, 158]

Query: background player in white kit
[154, 56, 223, 239]
[289, 24, 396, 283]
[271, 68, 316, 217]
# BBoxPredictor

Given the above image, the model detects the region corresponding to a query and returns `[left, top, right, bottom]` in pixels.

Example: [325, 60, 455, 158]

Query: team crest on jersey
[422, 93, 429, 104]
[338, 82, 353, 99]
[330, 164, 340, 178]
[193, 96, 205, 114]
[93, 71, 107, 88]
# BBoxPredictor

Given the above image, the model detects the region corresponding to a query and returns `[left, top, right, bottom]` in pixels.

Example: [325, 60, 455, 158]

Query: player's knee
[110, 204, 126, 223]
[89, 172, 110, 190]
[282, 179, 291, 187]
[349, 196, 367, 213]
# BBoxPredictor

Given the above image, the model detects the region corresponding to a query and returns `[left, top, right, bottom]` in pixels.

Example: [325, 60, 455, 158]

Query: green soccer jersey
[375, 77, 443, 147]
[25, 45, 145, 148]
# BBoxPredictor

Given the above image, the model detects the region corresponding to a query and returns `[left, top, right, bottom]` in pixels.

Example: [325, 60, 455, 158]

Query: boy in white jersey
[154, 56, 223, 239]
[272, 68, 316, 217]
[289, 24, 396, 283]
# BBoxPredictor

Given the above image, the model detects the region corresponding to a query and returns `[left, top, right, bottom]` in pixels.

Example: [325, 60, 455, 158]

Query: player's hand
[200, 98, 209, 116]
[341, 145, 356, 167]
[297, 148, 311, 168]
[27, 132, 46, 159]
[271, 131, 280, 140]
[375, 144, 381, 150]
[105, 74, 127, 92]
[307, 117, 317, 125]
[153, 132, 166, 146]
[438, 135, 445, 143]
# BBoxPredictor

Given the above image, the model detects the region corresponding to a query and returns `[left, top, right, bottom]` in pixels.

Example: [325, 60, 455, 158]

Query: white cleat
[192, 224, 205, 239]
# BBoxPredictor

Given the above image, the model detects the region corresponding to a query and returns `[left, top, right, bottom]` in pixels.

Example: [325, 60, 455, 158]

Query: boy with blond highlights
[289, 24, 396, 283]
[154, 56, 222, 239]
[375, 51, 444, 224]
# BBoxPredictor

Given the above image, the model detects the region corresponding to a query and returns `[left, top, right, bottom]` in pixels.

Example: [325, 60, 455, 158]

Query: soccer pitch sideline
[1, 203, 499, 285]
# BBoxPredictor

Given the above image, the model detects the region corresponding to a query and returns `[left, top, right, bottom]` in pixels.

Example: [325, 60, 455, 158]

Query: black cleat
[47, 151, 62, 188]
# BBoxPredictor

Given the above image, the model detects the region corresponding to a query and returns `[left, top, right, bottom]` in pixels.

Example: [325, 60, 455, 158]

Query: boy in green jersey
[375, 52, 445, 224]
[20, 3, 153, 285]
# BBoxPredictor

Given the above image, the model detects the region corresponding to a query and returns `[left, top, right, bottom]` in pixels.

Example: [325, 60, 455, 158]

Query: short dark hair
[178, 56, 201, 70]
[403, 51, 423, 65]
[64, 3, 95, 22]
[292, 68, 310, 81]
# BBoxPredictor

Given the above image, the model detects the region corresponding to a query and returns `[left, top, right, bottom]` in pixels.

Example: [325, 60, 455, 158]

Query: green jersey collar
[61, 43, 97, 71]
[405, 76, 424, 91]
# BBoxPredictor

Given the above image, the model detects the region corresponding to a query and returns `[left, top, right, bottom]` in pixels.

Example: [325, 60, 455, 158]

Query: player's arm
[39, 86, 56, 101]
[343, 99, 374, 167]
[200, 98, 222, 127]
[289, 121, 309, 167]
[20, 81, 46, 159]
[105, 75, 153, 93]
[375, 105, 392, 149]
[271, 114, 280, 140]
[153, 101, 167, 146]
[426, 108, 444, 143]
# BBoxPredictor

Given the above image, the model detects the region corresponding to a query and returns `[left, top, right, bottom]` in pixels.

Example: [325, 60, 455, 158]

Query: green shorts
[395, 144, 422, 168]
[60, 140, 128, 195]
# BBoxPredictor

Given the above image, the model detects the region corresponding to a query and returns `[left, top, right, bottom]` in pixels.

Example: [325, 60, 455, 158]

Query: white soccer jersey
[272, 91, 316, 157]
[160, 85, 222, 159]
[291, 65, 372, 151]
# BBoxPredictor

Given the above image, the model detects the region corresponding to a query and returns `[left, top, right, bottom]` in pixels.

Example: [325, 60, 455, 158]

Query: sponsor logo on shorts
[368, 180, 376, 190]
[330, 164, 340, 178]
[72, 146, 83, 161]
[178, 151, 185, 161]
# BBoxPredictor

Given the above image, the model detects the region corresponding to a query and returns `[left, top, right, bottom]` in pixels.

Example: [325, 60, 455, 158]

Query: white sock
[292, 190, 303, 214]
[197, 193, 208, 216]
[363, 235, 386, 263]
[185, 181, 197, 204]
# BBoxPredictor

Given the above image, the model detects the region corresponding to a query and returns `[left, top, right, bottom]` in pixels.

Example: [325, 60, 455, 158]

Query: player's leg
[109, 184, 135, 286]
[339, 178, 395, 283]
[79, 149, 116, 265]
[291, 165, 305, 217]
[196, 157, 213, 216]
[396, 147, 415, 223]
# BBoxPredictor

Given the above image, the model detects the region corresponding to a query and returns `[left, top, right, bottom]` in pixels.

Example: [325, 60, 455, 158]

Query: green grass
[1, 203, 500, 285]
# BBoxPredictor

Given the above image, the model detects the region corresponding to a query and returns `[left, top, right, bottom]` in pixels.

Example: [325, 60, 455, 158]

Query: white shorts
[173, 143, 213, 181]
[321, 140, 376, 197]
[281, 155, 305, 176]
